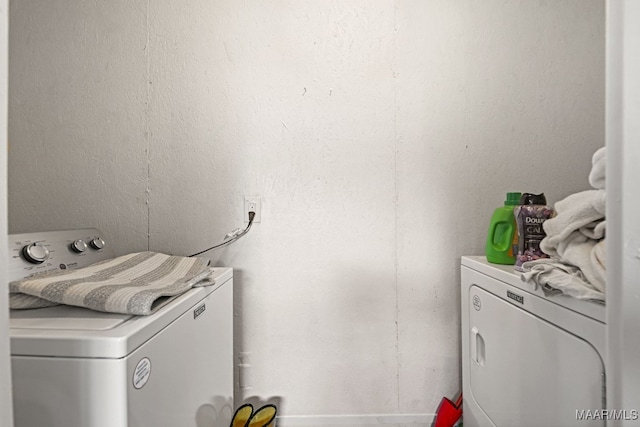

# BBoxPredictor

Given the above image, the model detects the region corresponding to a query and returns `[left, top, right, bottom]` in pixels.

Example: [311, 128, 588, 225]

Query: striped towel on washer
[9, 252, 215, 315]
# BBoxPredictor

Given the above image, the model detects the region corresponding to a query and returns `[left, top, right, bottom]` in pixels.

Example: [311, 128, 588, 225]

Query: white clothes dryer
[8, 229, 234, 427]
[461, 256, 606, 427]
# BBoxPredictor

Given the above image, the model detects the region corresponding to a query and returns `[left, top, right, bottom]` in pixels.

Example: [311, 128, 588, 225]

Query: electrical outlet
[244, 197, 262, 223]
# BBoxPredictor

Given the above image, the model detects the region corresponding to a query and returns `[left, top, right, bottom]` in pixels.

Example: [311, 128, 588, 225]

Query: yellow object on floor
[231, 403, 277, 427]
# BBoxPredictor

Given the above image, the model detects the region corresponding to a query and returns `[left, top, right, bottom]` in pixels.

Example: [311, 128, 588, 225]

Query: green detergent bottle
[485, 192, 521, 265]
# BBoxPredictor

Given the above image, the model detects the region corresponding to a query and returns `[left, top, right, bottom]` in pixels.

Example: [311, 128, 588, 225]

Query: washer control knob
[22, 243, 50, 264]
[90, 237, 105, 250]
[70, 239, 88, 253]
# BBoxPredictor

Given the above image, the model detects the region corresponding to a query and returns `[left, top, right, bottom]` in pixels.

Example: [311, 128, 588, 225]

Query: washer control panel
[8, 228, 115, 283]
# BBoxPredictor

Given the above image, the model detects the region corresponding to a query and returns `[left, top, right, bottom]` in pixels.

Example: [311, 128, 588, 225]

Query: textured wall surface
[8, 0, 604, 420]
[605, 0, 640, 419]
[1, 0, 13, 424]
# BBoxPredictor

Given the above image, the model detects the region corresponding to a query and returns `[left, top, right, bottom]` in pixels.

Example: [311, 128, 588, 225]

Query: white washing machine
[8, 229, 234, 427]
[461, 256, 606, 427]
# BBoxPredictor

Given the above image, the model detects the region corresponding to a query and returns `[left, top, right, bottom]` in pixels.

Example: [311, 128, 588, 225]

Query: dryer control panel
[8, 228, 115, 283]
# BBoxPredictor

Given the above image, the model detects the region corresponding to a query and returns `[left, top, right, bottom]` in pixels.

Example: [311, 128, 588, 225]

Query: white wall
[606, 1, 640, 423]
[0, 0, 13, 424]
[7, 0, 604, 421]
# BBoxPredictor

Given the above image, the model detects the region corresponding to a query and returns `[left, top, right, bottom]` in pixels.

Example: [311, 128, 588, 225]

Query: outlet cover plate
[244, 197, 262, 223]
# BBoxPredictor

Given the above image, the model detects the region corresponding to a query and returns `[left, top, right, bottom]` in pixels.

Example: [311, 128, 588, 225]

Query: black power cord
[188, 211, 256, 257]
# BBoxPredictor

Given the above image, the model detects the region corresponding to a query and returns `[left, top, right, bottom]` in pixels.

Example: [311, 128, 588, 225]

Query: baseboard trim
[275, 413, 434, 426]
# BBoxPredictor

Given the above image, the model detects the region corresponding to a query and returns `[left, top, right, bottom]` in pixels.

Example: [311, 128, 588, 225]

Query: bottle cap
[505, 192, 521, 206]
[520, 193, 547, 205]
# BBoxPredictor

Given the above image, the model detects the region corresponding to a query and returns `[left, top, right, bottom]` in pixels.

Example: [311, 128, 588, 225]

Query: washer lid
[11, 305, 133, 331]
[10, 267, 233, 359]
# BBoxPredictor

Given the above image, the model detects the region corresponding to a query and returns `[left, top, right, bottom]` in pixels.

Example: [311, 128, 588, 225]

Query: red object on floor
[433, 393, 462, 427]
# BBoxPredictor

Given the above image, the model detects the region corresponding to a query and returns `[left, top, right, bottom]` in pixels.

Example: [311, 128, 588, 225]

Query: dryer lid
[461, 256, 605, 323]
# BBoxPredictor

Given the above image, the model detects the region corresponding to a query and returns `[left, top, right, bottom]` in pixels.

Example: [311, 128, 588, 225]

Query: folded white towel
[540, 189, 606, 254]
[10, 252, 215, 315]
[553, 233, 605, 293]
[588, 146, 606, 190]
[522, 147, 607, 301]
[537, 189, 606, 295]
[520, 258, 605, 302]
[591, 239, 606, 284]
